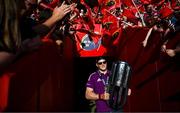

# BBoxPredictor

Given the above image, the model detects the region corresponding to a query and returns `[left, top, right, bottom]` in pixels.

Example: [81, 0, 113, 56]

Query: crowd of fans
[16, 0, 180, 58]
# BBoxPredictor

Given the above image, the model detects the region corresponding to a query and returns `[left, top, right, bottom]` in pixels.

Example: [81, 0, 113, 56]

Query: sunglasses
[97, 61, 107, 65]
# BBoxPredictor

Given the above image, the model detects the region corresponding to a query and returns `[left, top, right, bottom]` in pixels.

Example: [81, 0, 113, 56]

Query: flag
[159, 6, 174, 19]
[122, 0, 134, 6]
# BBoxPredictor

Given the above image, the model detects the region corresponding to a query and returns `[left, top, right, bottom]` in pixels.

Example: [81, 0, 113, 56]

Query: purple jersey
[86, 70, 112, 112]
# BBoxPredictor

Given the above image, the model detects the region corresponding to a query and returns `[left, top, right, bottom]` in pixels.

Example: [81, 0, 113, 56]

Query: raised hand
[52, 2, 77, 21]
[43, 2, 76, 28]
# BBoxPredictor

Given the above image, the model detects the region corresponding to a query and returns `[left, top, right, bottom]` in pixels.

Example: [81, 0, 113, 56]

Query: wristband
[99, 94, 102, 100]
[99, 94, 103, 100]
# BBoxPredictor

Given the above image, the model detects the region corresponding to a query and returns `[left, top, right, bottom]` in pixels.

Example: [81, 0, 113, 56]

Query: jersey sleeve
[86, 73, 95, 89]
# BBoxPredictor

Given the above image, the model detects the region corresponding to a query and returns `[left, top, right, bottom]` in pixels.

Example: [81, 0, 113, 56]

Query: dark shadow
[163, 92, 180, 102]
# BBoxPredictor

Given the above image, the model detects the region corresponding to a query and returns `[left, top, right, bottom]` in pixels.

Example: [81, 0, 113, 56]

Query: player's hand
[100, 93, 110, 100]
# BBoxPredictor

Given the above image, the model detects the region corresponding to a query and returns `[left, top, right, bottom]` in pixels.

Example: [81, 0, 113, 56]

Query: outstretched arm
[166, 47, 180, 57]
[162, 45, 180, 57]
[42, 2, 76, 28]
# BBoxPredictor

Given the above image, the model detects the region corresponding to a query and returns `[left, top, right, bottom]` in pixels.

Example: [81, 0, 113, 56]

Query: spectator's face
[146, 4, 153, 12]
[96, 59, 107, 71]
[25, 0, 36, 10]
